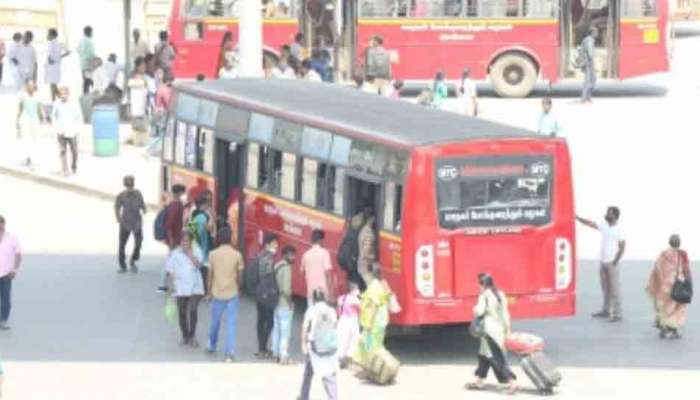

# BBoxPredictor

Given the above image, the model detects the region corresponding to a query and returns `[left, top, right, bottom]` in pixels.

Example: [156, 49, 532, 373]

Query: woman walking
[646, 234, 692, 339]
[468, 273, 517, 394]
[16, 80, 45, 169]
[431, 71, 448, 109]
[354, 262, 393, 365]
[165, 231, 205, 347]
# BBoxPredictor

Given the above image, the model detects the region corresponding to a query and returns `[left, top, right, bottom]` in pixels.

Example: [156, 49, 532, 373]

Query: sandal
[466, 382, 485, 390]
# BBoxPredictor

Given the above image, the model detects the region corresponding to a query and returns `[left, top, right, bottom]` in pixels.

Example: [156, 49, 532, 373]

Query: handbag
[468, 297, 488, 338]
[164, 297, 177, 323]
[671, 255, 693, 304]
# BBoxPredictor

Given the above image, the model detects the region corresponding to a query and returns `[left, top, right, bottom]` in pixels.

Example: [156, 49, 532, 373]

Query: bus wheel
[489, 53, 537, 98]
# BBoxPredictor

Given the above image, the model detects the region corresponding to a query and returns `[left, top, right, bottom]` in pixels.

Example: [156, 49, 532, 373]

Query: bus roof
[176, 78, 539, 148]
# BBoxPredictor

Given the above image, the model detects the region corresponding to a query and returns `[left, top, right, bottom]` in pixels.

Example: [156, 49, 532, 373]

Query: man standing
[51, 86, 82, 175]
[580, 27, 597, 104]
[536, 97, 562, 137]
[3, 33, 22, 89]
[130, 29, 150, 68]
[0, 215, 22, 330]
[115, 175, 146, 273]
[577, 207, 626, 322]
[459, 68, 478, 117]
[154, 30, 176, 79]
[253, 233, 279, 358]
[77, 26, 96, 94]
[298, 289, 338, 400]
[365, 35, 391, 95]
[207, 227, 245, 362]
[17, 31, 37, 85]
[45, 28, 70, 101]
[301, 229, 333, 305]
[272, 245, 296, 364]
[158, 184, 186, 293]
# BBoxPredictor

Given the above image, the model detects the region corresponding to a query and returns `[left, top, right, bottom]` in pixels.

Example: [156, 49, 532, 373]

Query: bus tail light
[415, 245, 435, 297]
[555, 238, 572, 290]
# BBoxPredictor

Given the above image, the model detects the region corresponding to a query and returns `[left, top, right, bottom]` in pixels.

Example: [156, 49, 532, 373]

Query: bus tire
[489, 53, 538, 98]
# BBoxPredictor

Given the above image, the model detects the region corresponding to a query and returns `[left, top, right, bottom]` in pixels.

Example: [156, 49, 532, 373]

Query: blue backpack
[153, 207, 168, 241]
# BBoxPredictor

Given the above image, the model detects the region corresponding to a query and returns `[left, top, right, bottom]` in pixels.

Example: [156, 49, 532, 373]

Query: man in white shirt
[130, 29, 149, 68]
[51, 86, 83, 175]
[103, 54, 123, 88]
[460, 68, 478, 117]
[45, 28, 70, 101]
[577, 207, 626, 322]
[17, 31, 37, 85]
[536, 97, 561, 137]
[299, 59, 322, 82]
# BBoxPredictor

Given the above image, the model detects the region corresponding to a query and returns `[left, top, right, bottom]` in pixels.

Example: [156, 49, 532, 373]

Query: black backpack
[256, 265, 280, 309]
[243, 254, 262, 297]
[337, 228, 359, 272]
[153, 207, 168, 241]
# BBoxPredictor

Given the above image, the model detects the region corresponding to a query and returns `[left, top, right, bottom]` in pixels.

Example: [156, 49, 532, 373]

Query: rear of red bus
[392, 138, 575, 326]
[168, 0, 297, 79]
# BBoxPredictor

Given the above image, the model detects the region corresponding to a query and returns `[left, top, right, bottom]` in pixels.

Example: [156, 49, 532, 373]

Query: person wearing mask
[158, 184, 187, 293]
[77, 26, 96, 94]
[301, 230, 334, 306]
[646, 234, 693, 339]
[206, 227, 245, 362]
[0, 215, 22, 331]
[459, 68, 478, 117]
[114, 175, 146, 273]
[45, 28, 70, 101]
[51, 86, 83, 175]
[580, 27, 597, 104]
[155, 30, 177, 79]
[130, 29, 150, 67]
[165, 231, 205, 347]
[16, 80, 45, 169]
[253, 233, 280, 359]
[577, 207, 626, 322]
[536, 97, 561, 137]
[364, 35, 391, 95]
[467, 273, 517, 394]
[298, 289, 338, 400]
[271, 245, 296, 365]
[431, 71, 448, 109]
[17, 31, 37, 85]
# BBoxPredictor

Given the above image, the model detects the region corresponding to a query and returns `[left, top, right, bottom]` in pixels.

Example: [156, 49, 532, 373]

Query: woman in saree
[646, 234, 692, 339]
[353, 262, 393, 365]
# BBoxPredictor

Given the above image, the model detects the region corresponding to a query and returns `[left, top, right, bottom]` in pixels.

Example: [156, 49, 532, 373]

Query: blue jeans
[582, 63, 596, 101]
[0, 275, 12, 322]
[208, 296, 240, 356]
[271, 307, 293, 358]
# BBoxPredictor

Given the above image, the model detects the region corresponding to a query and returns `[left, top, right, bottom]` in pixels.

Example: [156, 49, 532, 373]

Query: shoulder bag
[671, 253, 693, 304]
[469, 296, 488, 338]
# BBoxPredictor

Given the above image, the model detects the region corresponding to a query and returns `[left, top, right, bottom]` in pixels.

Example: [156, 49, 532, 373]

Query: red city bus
[161, 79, 576, 326]
[168, 0, 669, 97]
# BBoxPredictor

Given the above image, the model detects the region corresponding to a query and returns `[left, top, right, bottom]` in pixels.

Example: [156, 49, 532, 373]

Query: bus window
[264, 0, 300, 18]
[524, 0, 558, 17]
[247, 143, 260, 188]
[259, 146, 283, 194]
[185, 125, 198, 168]
[163, 116, 175, 162]
[383, 182, 403, 232]
[186, 0, 241, 17]
[197, 128, 215, 173]
[332, 166, 345, 215]
[281, 152, 297, 200]
[622, 0, 656, 16]
[301, 158, 318, 206]
[175, 121, 187, 165]
[316, 163, 343, 212]
[184, 22, 204, 41]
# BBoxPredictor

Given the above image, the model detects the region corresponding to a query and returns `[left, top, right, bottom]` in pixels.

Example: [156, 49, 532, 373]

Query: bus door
[564, 0, 620, 78]
[214, 138, 244, 248]
[346, 175, 382, 219]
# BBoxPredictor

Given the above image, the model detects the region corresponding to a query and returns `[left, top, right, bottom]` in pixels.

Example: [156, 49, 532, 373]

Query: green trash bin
[92, 104, 120, 156]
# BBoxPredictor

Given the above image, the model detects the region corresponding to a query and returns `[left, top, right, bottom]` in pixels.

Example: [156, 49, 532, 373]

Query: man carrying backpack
[249, 233, 279, 359]
[580, 27, 597, 104]
[298, 289, 338, 400]
[156, 184, 186, 293]
[364, 35, 391, 96]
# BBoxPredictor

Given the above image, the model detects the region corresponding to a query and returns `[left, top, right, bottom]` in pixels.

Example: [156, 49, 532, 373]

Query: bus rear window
[435, 155, 553, 229]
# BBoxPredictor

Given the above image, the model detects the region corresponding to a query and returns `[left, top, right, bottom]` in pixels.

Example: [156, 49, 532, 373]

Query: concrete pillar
[238, 0, 263, 78]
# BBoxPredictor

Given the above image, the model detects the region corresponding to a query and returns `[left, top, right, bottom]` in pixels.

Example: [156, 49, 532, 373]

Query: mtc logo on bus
[437, 165, 458, 181]
[530, 162, 550, 177]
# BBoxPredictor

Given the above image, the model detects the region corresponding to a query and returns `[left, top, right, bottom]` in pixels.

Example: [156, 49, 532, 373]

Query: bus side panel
[356, 19, 559, 82]
[618, 14, 670, 79]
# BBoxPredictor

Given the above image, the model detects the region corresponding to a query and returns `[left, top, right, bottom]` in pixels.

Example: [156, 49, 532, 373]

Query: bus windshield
[435, 155, 553, 229]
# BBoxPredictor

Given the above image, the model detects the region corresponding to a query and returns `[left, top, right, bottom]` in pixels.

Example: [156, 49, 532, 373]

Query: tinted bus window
[249, 113, 275, 144]
[177, 93, 200, 123]
[185, 125, 198, 168]
[281, 152, 297, 200]
[198, 99, 219, 127]
[622, 0, 656, 16]
[163, 116, 175, 162]
[301, 126, 333, 160]
[329, 135, 351, 166]
[435, 155, 553, 228]
[216, 104, 250, 139]
[349, 140, 386, 176]
[272, 119, 302, 153]
[198, 128, 215, 174]
[384, 182, 403, 232]
[301, 158, 318, 206]
[247, 143, 260, 189]
[175, 121, 187, 165]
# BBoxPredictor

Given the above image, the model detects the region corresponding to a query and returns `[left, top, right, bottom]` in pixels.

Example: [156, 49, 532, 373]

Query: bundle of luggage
[505, 332, 562, 395]
[363, 347, 401, 385]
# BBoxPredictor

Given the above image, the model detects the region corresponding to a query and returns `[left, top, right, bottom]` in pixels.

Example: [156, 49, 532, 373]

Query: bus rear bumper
[390, 292, 576, 327]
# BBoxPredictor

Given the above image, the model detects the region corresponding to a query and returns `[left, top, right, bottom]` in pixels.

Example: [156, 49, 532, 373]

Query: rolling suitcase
[365, 348, 400, 385]
[520, 351, 561, 395]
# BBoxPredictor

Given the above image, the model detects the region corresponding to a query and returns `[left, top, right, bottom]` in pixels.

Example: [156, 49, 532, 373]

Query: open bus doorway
[561, 0, 620, 79]
[214, 139, 244, 248]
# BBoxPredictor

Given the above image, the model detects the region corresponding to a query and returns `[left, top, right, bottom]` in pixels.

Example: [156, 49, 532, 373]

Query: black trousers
[118, 227, 143, 269]
[82, 75, 93, 95]
[475, 336, 517, 384]
[177, 295, 201, 341]
[200, 266, 209, 296]
[347, 268, 366, 292]
[256, 302, 274, 352]
[57, 134, 78, 173]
